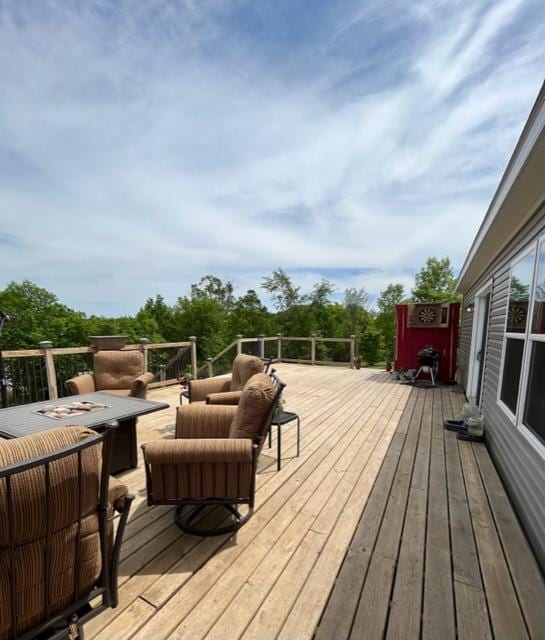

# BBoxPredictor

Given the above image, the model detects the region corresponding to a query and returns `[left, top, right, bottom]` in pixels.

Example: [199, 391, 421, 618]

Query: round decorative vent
[417, 307, 437, 324]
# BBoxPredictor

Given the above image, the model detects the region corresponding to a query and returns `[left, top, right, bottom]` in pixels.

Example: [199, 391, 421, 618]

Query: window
[523, 341, 545, 446]
[500, 238, 545, 456]
[500, 338, 524, 414]
[500, 250, 534, 417]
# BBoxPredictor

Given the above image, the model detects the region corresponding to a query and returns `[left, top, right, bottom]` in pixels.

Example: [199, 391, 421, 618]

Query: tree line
[0, 257, 458, 365]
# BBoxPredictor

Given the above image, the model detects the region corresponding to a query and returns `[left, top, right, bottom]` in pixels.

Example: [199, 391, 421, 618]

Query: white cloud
[0, 0, 543, 314]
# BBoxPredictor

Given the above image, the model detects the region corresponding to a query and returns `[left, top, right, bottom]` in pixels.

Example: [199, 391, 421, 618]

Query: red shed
[395, 302, 460, 382]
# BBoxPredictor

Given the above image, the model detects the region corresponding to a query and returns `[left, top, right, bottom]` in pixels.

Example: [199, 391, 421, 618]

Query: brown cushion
[0, 426, 100, 546]
[229, 373, 275, 440]
[230, 354, 264, 392]
[94, 350, 144, 391]
[0, 427, 103, 639]
[100, 388, 132, 397]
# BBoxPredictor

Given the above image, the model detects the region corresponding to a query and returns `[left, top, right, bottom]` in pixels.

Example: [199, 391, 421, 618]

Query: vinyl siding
[458, 201, 545, 570]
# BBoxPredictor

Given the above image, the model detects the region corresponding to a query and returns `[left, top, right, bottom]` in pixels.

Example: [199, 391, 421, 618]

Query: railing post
[350, 335, 356, 369]
[139, 337, 150, 371]
[189, 336, 198, 379]
[259, 334, 265, 359]
[39, 341, 58, 400]
[236, 335, 243, 355]
[311, 334, 316, 365]
[207, 357, 214, 378]
[277, 334, 282, 361]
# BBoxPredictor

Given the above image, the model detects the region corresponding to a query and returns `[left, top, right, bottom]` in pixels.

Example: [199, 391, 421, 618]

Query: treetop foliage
[0, 257, 459, 365]
[411, 257, 459, 303]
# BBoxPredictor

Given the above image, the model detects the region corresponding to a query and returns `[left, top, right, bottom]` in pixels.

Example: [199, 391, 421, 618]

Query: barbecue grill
[414, 346, 441, 387]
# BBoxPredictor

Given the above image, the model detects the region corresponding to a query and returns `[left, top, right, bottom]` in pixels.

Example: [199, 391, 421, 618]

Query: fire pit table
[0, 392, 169, 474]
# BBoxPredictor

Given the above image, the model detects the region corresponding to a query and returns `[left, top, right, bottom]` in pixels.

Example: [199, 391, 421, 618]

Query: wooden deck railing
[197, 335, 356, 378]
[2, 339, 198, 406]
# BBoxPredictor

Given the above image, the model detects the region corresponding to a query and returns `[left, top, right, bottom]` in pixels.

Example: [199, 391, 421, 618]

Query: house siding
[458, 201, 545, 570]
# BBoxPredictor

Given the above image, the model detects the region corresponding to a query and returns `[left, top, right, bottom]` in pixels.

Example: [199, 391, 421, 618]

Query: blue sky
[1, 0, 544, 314]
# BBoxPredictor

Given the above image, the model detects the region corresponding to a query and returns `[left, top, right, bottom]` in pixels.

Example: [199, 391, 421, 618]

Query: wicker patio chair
[187, 353, 264, 405]
[142, 371, 285, 536]
[0, 423, 133, 640]
[65, 350, 154, 399]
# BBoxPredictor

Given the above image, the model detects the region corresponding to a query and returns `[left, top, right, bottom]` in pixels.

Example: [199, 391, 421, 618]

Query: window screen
[523, 341, 545, 446]
[507, 252, 534, 333]
[532, 244, 545, 334]
[500, 338, 524, 414]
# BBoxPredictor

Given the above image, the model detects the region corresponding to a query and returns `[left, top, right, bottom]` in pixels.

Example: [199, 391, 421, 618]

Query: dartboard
[417, 307, 437, 324]
[508, 303, 527, 328]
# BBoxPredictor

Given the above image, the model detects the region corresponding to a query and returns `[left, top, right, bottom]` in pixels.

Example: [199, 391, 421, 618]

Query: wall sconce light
[465, 303, 475, 313]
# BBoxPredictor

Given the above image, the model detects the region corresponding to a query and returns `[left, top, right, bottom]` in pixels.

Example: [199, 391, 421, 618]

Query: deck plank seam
[348, 389, 425, 639]
[470, 442, 533, 640]
[457, 438, 497, 640]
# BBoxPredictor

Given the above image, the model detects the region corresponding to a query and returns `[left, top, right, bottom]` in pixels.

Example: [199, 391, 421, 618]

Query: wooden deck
[83, 364, 545, 640]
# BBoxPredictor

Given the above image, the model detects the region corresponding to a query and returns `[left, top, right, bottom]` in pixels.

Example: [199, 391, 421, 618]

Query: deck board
[80, 364, 545, 640]
[316, 379, 545, 640]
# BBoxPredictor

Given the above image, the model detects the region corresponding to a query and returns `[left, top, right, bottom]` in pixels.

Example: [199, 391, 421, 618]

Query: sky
[1, 0, 544, 315]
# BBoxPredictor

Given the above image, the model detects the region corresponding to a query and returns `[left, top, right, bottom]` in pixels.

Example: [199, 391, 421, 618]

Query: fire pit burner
[34, 401, 110, 421]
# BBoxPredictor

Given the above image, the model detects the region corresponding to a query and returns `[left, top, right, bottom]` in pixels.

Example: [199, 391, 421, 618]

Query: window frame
[517, 234, 545, 458]
[497, 243, 537, 423]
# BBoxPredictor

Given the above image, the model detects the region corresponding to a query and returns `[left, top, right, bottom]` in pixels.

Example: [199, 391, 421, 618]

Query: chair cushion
[230, 354, 264, 392]
[94, 350, 144, 391]
[229, 373, 275, 440]
[0, 426, 100, 546]
[0, 427, 103, 639]
[100, 388, 132, 397]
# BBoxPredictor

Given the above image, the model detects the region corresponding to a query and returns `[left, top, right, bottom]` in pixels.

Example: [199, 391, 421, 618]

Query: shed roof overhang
[456, 83, 545, 295]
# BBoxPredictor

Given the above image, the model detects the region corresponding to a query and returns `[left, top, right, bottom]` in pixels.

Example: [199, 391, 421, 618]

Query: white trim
[467, 279, 492, 404]
[496, 244, 537, 420]
[495, 232, 545, 459]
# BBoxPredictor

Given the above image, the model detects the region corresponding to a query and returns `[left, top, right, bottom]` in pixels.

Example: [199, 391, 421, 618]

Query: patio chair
[142, 371, 285, 536]
[0, 423, 133, 640]
[65, 349, 154, 399]
[187, 353, 264, 405]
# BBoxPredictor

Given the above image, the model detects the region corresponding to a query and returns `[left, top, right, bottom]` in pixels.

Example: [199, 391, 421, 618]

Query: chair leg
[174, 504, 253, 537]
[268, 425, 272, 448]
[277, 424, 281, 471]
[296, 417, 300, 457]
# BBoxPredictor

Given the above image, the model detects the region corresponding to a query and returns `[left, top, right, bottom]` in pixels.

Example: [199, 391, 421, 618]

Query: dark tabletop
[0, 392, 169, 439]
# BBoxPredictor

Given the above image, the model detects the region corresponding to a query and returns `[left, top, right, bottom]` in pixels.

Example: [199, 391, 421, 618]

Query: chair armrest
[188, 377, 231, 402]
[65, 373, 96, 395]
[108, 476, 129, 510]
[206, 390, 242, 405]
[176, 403, 236, 438]
[130, 372, 154, 399]
[142, 438, 253, 464]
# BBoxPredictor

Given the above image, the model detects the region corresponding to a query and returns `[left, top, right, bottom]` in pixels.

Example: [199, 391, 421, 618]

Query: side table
[269, 411, 300, 471]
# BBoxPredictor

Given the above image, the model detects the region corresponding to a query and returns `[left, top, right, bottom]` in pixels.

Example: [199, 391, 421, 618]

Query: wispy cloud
[0, 0, 543, 313]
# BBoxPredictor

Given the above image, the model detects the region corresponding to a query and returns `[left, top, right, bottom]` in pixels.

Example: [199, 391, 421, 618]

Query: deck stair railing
[1, 338, 198, 407]
[197, 335, 356, 378]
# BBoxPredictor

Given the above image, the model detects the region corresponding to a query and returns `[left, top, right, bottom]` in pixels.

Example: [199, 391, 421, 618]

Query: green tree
[359, 321, 383, 365]
[142, 294, 175, 339]
[262, 268, 301, 311]
[0, 280, 88, 349]
[226, 290, 272, 338]
[412, 257, 459, 302]
[376, 283, 405, 363]
[191, 275, 235, 309]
